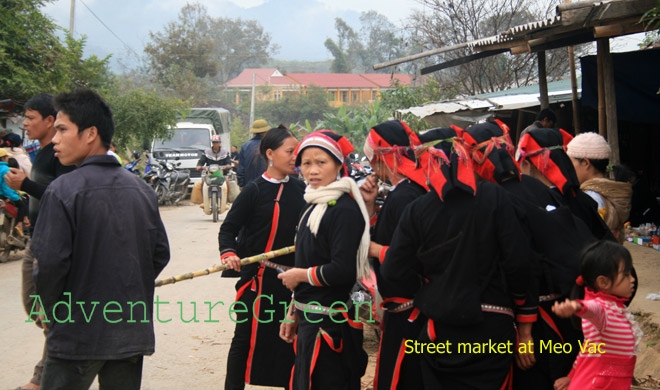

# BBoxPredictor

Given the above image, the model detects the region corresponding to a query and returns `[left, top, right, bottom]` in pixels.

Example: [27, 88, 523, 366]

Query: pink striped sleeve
[575, 299, 606, 331]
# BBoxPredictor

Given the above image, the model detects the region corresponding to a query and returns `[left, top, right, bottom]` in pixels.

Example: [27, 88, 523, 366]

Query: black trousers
[40, 355, 143, 390]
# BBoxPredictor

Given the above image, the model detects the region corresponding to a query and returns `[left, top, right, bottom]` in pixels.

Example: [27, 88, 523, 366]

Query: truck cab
[151, 108, 230, 185]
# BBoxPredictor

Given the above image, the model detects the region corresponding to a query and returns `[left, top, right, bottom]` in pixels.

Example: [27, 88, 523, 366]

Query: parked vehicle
[0, 199, 27, 262]
[124, 150, 142, 176]
[151, 108, 231, 186]
[147, 160, 190, 205]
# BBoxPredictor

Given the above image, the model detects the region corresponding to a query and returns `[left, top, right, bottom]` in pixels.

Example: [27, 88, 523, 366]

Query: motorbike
[200, 164, 238, 222]
[0, 199, 27, 262]
[148, 160, 190, 205]
[124, 150, 142, 176]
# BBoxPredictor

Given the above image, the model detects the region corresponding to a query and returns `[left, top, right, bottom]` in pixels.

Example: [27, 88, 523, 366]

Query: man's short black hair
[53, 88, 114, 149]
[24, 93, 57, 120]
[536, 108, 556, 123]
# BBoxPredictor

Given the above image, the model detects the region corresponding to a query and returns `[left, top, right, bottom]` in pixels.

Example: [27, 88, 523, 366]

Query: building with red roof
[225, 68, 416, 107]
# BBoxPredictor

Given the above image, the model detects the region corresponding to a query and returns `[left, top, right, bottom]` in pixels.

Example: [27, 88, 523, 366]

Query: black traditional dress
[382, 182, 532, 390]
[291, 193, 368, 390]
[372, 179, 427, 390]
[219, 173, 305, 389]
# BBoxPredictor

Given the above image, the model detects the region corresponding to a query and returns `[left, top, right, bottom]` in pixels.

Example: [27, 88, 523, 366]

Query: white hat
[566, 132, 611, 160]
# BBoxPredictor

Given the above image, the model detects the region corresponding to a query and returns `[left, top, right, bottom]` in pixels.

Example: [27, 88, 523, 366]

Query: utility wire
[78, 0, 142, 59]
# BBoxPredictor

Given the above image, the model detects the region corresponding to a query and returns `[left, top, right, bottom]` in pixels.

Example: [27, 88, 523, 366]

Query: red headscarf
[364, 120, 429, 190]
[462, 120, 520, 184]
[411, 126, 477, 200]
[295, 130, 354, 176]
[517, 128, 578, 194]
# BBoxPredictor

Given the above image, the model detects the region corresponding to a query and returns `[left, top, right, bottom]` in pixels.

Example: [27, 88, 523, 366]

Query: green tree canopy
[0, 0, 110, 103]
[104, 77, 190, 150]
[144, 2, 277, 99]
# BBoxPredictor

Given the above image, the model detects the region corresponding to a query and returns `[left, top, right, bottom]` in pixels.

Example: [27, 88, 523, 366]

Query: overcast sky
[41, 0, 644, 73]
[41, 0, 428, 71]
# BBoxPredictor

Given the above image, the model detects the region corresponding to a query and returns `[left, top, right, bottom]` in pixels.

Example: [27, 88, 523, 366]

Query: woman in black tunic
[278, 130, 369, 390]
[361, 120, 429, 390]
[219, 126, 305, 390]
[382, 131, 533, 390]
[516, 128, 613, 241]
[463, 121, 595, 390]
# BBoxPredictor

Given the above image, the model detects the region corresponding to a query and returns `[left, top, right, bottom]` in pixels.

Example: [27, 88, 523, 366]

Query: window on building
[327, 91, 336, 101]
[341, 91, 348, 102]
[372, 90, 378, 101]
[274, 90, 282, 101]
[352, 91, 358, 102]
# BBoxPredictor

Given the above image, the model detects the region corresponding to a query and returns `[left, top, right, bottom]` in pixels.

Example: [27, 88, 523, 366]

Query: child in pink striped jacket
[552, 240, 642, 390]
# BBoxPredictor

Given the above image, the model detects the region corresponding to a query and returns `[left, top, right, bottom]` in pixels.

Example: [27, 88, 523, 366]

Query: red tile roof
[360, 74, 414, 87]
[225, 69, 415, 89]
[225, 68, 295, 87]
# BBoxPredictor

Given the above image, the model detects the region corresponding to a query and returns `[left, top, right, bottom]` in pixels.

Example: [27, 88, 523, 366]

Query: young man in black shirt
[32, 87, 170, 389]
[7, 93, 75, 390]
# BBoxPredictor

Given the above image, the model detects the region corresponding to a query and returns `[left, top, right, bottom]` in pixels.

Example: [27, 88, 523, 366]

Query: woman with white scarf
[278, 130, 369, 390]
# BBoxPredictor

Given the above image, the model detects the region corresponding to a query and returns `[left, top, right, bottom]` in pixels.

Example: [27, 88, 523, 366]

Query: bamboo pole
[538, 51, 550, 109]
[601, 39, 620, 165]
[597, 40, 607, 137]
[566, 0, 581, 134]
[155, 246, 295, 287]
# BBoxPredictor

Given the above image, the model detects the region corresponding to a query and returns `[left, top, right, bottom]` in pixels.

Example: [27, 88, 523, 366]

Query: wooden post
[597, 40, 607, 137]
[568, 45, 581, 134]
[538, 51, 549, 109]
[516, 110, 525, 145]
[601, 39, 620, 165]
[69, 0, 75, 36]
[249, 73, 256, 127]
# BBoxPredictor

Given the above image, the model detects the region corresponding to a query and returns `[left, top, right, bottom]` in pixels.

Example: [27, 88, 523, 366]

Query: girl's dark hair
[259, 125, 295, 159]
[7, 157, 19, 169]
[572, 240, 633, 299]
[585, 158, 609, 175]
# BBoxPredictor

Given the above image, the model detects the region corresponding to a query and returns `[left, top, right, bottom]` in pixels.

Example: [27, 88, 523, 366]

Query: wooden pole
[597, 40, 607, 137]
[155, 246, 295, 287]
[565, 0, 581, 134]
[516, 110, 525, 145]
[537, 51, 550, 109]
[249, 73, 256, 127]
[69, 0, 75, 36]
[568, 45, 581, 134]
[601, 39, 620, 165]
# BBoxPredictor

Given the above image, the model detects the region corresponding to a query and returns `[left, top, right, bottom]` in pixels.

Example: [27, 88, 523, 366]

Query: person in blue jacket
[237, 119, 270, 187]
[0, 149, 28, 237]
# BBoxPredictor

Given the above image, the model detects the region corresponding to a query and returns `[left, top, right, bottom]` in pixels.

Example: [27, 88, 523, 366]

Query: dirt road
[0, 204, 285, 389]
[1, 203, 656, 388]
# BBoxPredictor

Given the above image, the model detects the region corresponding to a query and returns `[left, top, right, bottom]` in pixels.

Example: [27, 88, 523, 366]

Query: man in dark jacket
[236, 119, 270, 187]
[30, 88, 170, 389]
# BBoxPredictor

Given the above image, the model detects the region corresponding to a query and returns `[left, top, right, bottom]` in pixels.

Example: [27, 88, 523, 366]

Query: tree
[324, 38, 351, 73]
[257, 86, 335, 127]
[144, 2, 277, 99]
[104, 77, 189, 150]
[379, 78, 456, 132]
[0, 0, 110, 103]
[408, 0, 575, 95]
[324, 13, 414, 73]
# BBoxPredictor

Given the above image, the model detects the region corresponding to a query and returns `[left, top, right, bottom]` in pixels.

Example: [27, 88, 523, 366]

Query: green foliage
[256, 86, 335, 127]
[230, 116, 250, 148]
[379, 78, 456, 132]
[144, 2, 276, 102]
[324, 13, 413, 73]
[641, 1, 660, 31]
[0, 0, 111, 103]
[104, 78, 190, 150]
[640, 30, 660, 48]
[316, 100, 390, 148]
[324, 38, 351, 73]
